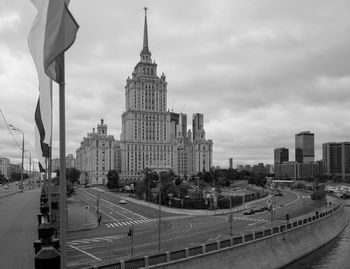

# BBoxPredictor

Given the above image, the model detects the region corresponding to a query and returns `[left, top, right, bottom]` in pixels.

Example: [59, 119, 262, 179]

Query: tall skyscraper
[274, 148, 289, 165]
[229, 158, 233, 169]
[119, 9, 213, 181]
[323, 142, 350, 181]
[295, 131, 314, 163]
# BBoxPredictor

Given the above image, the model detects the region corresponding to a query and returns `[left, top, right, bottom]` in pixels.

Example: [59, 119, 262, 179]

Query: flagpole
[48, 80, 53, 221]
[59, 53, 67, 269]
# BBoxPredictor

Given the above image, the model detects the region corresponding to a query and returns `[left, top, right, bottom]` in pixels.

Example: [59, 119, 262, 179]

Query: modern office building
[275, 161, 320, 180]
[295, 131, 315, 163]
[229, 158, 233, 169]
[274, 148, 289, 165]
[76, 119, 121, 185]
[119, 9, 213, 181]
[322, 142, 350, 181]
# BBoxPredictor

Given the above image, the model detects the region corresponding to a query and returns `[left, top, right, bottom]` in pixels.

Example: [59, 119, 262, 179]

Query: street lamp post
[9, 124, 24, 192]
[25, 150, 32, 188]
[158, 171, 161, 252]
[224, 196, 233, 236]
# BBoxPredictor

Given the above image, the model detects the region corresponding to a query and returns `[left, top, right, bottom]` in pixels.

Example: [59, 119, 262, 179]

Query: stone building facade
[119, 9, 213, 181]
[76, 119, 121, 185]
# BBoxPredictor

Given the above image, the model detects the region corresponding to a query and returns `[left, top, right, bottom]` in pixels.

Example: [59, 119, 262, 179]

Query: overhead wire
[0, 107, 22, 150]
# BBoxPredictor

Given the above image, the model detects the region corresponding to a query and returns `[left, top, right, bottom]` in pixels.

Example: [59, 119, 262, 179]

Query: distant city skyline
[1, 1, 350, 168]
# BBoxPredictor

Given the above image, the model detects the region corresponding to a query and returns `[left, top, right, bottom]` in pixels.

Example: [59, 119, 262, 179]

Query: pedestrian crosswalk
[104, 215, 193, 228]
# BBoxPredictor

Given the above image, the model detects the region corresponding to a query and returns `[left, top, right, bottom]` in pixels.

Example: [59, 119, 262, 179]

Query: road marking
[68, 245, 102, 261]
[75, 193, 119, 222]
[81, 189, 148, 220]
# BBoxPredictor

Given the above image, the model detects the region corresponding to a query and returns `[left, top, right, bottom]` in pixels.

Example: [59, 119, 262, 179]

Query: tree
[0, 173, 6, 183]
[66, 168, 81, 184]
[106, 169, 120, 190]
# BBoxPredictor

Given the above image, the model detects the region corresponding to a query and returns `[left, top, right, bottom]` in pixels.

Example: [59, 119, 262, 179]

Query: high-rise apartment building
[76, 119, 121, 185]
[322, 142, 350, 181]
[52, 154, 77, 171]
[119, 9, 213, 181]
[295, 131, 314, 163]
[274, 148, 289, 165]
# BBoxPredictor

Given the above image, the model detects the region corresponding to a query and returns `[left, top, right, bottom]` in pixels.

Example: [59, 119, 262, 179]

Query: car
[4, 185, 9, 189]
[243, 209, 255, 215]
[119, 199, 127, 204]
[275, 192, 283, 196]
[255, 206, 268, 212]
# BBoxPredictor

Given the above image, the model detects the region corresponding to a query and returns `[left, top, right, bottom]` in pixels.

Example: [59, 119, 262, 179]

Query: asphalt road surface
[67, 188, 324, 268]
[0, 188, 40, 269]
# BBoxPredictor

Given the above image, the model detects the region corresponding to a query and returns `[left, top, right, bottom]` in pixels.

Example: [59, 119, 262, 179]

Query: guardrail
[89, 200, 343, 269]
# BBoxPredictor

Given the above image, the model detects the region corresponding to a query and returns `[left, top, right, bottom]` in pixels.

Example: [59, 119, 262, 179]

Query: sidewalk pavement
[67, 196, 98, 232]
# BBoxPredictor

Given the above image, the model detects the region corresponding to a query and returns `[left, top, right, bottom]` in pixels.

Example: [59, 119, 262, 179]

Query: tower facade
[323, 142, 350, 181]
[295, 131, 314, 163]
[120, 9, 213, 181]
[274, 147, 289, 165]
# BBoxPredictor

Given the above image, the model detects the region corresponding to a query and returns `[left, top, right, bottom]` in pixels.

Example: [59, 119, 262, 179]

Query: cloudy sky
[1, 0, 350, 169]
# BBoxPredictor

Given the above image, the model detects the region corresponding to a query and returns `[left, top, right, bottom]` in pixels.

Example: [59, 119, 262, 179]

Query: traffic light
[286, 214, 289, 221]
[128, 227, 133, 237]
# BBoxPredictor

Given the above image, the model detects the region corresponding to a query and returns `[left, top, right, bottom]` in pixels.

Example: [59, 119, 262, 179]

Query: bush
[311, 189, 326, 200]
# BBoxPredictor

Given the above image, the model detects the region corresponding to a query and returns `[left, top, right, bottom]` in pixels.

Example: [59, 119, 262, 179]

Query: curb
[0, 191, 20, 200]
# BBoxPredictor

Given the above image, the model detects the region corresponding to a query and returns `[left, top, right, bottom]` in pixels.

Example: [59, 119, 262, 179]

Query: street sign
[267, 198, 272, 206]
[84, 206, 89, 211]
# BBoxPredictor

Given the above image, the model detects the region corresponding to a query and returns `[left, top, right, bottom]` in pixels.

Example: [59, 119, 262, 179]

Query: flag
[35, 97, 50, 157]
[43, 0, 79, 83]
[28, 0, 79, 84]
[28, 0, 53, 157]
[35, 121, 46, 173]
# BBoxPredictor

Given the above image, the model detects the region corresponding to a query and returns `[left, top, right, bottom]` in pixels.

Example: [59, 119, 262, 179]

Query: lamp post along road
[9, 124, 24, 192]
[158, 171, 161, 252]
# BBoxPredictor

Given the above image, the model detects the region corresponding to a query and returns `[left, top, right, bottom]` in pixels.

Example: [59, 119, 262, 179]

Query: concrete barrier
[142, 203, 348, 269]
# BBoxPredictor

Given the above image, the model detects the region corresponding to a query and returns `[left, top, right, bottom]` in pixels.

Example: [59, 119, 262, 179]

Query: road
[67, 187, 325, 268]
[0, 188, 40, 269]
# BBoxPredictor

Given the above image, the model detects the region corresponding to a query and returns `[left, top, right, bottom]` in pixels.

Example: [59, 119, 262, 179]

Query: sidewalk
[67, 196, 98, 232]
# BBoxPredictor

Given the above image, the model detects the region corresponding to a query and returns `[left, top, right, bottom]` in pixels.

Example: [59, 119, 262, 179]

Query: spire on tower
[140, 7, 151, 61]
[143, 7, 148, 51]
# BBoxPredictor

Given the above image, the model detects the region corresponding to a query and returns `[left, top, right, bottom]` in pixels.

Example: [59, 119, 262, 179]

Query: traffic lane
[68, 214, 259, 266]
[83, 187, 179, 219]
[76, 188, 147, 222]
[69, 190, 331, 267]
[67, 220, 174, 266]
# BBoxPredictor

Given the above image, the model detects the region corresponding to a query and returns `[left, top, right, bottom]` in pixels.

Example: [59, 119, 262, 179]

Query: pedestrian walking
[98, 214, 102, 226]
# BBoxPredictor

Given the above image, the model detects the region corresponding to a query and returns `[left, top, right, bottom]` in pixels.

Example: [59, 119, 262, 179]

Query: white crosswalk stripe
[104, 215, 193, 228]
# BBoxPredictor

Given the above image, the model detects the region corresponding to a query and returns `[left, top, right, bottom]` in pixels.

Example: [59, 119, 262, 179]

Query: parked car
[243, 209, 255, 215]
[119, 199, 127, 204]
[4, 185, 9, 189]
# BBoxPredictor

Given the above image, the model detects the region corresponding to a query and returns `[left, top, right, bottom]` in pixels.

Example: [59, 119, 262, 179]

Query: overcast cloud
[1, 0, 350, 169]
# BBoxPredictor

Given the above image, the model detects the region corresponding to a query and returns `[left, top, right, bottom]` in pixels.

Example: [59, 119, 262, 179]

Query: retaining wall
[146, 205, 348, 269]
[96, 202, 348, 269]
